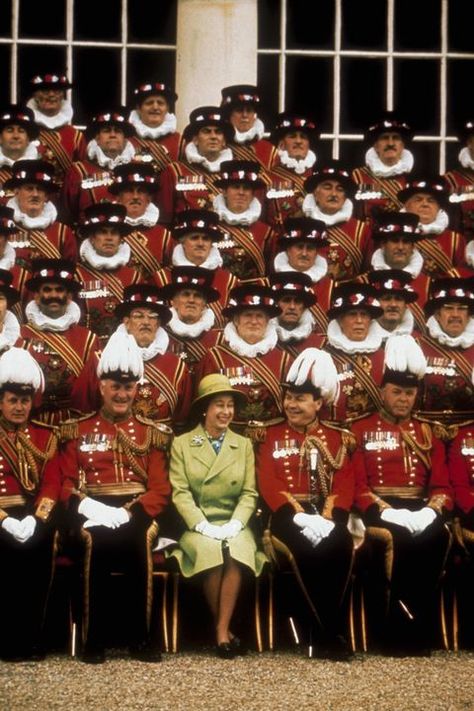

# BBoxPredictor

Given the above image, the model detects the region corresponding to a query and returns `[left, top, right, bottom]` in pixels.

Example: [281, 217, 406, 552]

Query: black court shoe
[216, 642, 236, 659]
[229, 636, 248, 656]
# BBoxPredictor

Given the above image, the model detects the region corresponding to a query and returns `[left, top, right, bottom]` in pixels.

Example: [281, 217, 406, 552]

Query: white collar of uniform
[172, 242, 223, 270]
[302, 193, 353, 225]
[0, 241, 16, 270]
[116, 322, 169, 361]
[271, 309, 315, 343]
[327, 318, 383, 354]
[212, 192, 261, 226]
[80, 237, 131, 270]
[233, 118, 265, 144]
[128, 109, 177, 139]
[223, 320, 278, 358]
[27, 98, 73, 129]
[86, 138, 136, 170]
[459, 147, 474, 171]
[465, 240, 474, 268]
[7, 195, 57, 230]
[125, 201, 160, 227]
[374, 309, 414, 342]
[168, 305, 215, 338]
[274, 249, 328, 283]
[0, 140, 40, 168]
[402, 207, 449, 235]
[25, 299, 81, 332]
[0, 310, 21, 350]
[185, 141, 233, 173]
[427, 314, 474, 349]
[277, 148, 316, 175]
[370, 246, 424, 278]
[365, 146, 414, 177]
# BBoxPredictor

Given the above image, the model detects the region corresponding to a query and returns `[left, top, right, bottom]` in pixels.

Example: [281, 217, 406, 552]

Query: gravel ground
[1, 649, 474, 711]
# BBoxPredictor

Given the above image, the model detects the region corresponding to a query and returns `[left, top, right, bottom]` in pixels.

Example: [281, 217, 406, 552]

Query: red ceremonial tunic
[60, 159, 115, 226]
[264, 161, 312, 230]
[11, 221, 78, 270]
[157, 160, 225, 225]
[447, 424, 474, 516]
[215, 218, 276, 281]
[444, 167, 474, 240]
[319, 218, 372, 282]
[351, 166, 409, 220]
[38, 125, 87, 187]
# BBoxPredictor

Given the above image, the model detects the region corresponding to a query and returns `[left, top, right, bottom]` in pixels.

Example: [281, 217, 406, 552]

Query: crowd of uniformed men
[1, 72, 474, 663]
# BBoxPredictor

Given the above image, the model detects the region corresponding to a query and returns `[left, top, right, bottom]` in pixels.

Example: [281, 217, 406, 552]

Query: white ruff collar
[168, 306, 215, 338]
[465, 240, 474, 267]
[274, 250, 328, 283]
[271, 309, 315, 343]
[7, 196, 57, 230]
[0, 241, 16, 270]
[233, 118, 265, 144]
[116, 322, 169, 361]
[370, 246, 424, 278]
[374, 309, 414, 341]
[27, 98, 73, 129]
[80, 238, 131, 270]
[129, 110, 177, 139]
[185, 141, 233, 173]
[0, 140, 40, 167]
[25, 299, 81, 331]
[0, 310, 21, 350]
[327, 318, 383, 354]
[224, 321, 278, 357]
[277, 149, 316, 175]
[302, 194, 353, 225]
[86, 139, 136, 170]
[125, 201, 160, 227]
[427, 315, 474, 349]
[213, 193, 261, 226]
[365, 147, 414, 177]
[172, 242, 223, 270]
[413, 208, 449, 235]
[459, 147, 474, 171]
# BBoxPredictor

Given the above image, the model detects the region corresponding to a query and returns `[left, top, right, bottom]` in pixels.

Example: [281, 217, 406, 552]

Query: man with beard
[108, 162, 173, 279]
[4, 159, 77, 269]
[265, 112, 320, 229]
[351, 334, 452, 654]
[268, 271, 321, 356]
[444, 119, 474, 242]
[416, 276, 474, 428]
[367, 269, 419, 340]
[0, 105, 44, 197]
[220, 84, 275, 168]
[25, 72, 86, 187]
[157, 107, 234, 224]
[301, 161, 372, 281]
[72, 284, 192, 432]
[160, 265, 223, 375]
[128, 81, 181, 166]
[16, 258, 99, 425]
[352, 112, 415, 220]
[397, 177, 469, 277]
[0, 347, 61, 661]
[59, 330, 171, 664]
[60, 108, 136, 226]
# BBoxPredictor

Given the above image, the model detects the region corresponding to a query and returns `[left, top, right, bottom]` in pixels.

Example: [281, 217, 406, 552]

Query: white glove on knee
[195, 520, 225, 540]
[300, 526, 323, 547]
[18, 515, 37, 542]
[80, 497, 130, 529]
[220, 519, 243, 540]
[294, 512, 335, 539]
[410, 507, 437, 535]
[1, 516, 24, 541]
[381, 508, 417, 533]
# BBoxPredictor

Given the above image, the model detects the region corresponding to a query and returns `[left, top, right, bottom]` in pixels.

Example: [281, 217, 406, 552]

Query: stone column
[175, 0, 258, 131]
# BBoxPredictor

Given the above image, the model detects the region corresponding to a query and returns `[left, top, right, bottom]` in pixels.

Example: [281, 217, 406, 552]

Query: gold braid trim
[113, 427, 152, 483]
[135, 415, 173, 451]
[399, 422, 432, 471]
[59, 419, 79, 442]
[15, 430, 57, 492]
[298, 435, 348, 500]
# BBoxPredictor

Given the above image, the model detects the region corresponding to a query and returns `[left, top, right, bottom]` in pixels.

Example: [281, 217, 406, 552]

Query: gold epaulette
[413, 414, 460, 443]
[59, 412, 95, 442]
[135, 414, 173, 450]
[244, 418, 285, 444]
[320, 420, 357, 453]
[30, 419, 58, 432]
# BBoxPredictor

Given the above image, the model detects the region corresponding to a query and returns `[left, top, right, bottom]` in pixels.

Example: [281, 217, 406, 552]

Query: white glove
[79, 497, 113, 521]
[381, 507, 417, 533]
[294, 512, 335, 539]
[410, 507, 437, 536]
[195, 520, 225, 540]
[300, 526, 323, 547]
[220, 519, 243, 540]
[17, 515, 37, 542]
[1, 516, 25, 541]
[79, 497, 130, 529]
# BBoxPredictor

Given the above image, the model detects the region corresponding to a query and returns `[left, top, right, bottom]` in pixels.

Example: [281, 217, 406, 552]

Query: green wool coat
[167, 424, 267, 577]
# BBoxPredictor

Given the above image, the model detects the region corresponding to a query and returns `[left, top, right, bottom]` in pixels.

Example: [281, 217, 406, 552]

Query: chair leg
[254, 576, 263, 652]
[171, 573, 180, 653]
[268, 570, 274, 651]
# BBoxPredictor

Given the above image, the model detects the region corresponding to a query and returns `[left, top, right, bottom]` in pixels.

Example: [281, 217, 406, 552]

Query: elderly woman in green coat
[168, 373, 266, 658]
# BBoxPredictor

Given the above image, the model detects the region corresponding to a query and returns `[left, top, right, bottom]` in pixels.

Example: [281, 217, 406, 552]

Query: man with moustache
[16, 258, 99, 425]
[4, 159, 77, 269]
[416, 276, 474, 428]
[60, 330, 171, 664]
[301, 161, 372, 281]
[352, 112, 415, 220]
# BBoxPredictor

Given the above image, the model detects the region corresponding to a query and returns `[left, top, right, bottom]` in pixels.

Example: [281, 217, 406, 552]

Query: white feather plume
[97, 331, 144, 380]
[384, 334, 427, 379]
[286, 347, 339, 403]
[0, 347, 45, 392]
